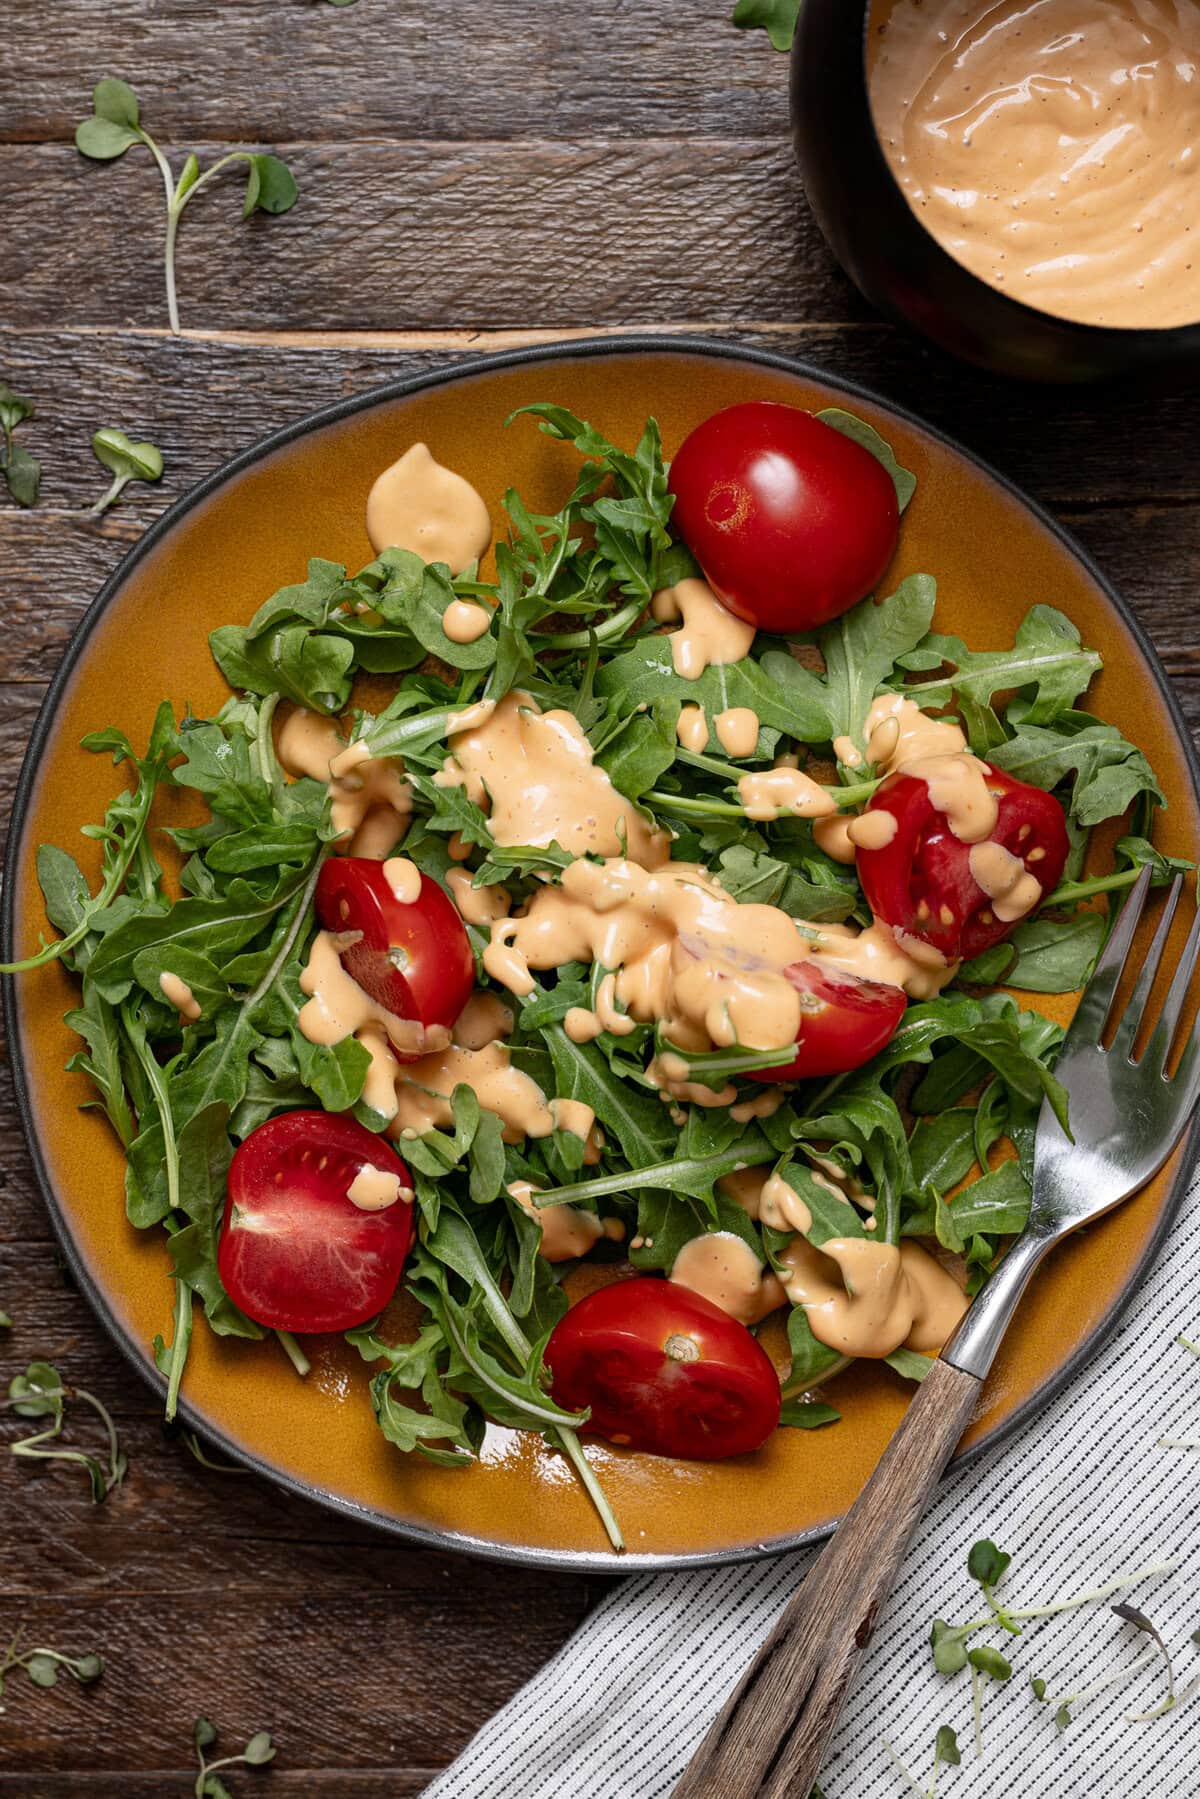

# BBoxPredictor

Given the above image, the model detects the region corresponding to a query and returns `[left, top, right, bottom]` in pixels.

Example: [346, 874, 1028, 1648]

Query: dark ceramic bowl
[791, 0, 1200, 383]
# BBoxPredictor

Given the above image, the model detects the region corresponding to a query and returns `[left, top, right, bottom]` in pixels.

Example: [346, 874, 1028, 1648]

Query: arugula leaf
[960, 910, 1104, 993]
[990, 716, 1165, 827]
[898, 606, 1101, 724]
[544, 1027, 675, 1166]
[596, 639, 829, 743]
[816, 408, 916, 511]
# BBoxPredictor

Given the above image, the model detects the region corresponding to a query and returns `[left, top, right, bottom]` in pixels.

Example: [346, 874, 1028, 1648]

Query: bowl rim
[803, 0, 1200, 344]
[5, 330, 1199, 1572]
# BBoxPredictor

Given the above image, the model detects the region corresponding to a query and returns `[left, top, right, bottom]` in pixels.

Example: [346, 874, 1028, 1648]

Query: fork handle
[673, 1355, 982, 1799]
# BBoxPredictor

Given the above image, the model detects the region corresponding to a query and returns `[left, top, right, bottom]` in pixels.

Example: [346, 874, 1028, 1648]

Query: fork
[675, 866, 1200, 1799]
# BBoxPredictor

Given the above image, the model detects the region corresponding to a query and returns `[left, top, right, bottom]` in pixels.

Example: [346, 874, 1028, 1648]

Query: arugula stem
[253, 692, 284, 810]
[644, 790, 747, 819]
[532, 598, 644, 650]
[441, 1308, 585, 1430]
[555, 1427, 624, 1552]
[533, 1143, 777, 1209]
[162, 1268, 193, 1424]
[1040, 867, 1145, 908]
[121, 1003, 181, 1215]
[275, 1330, 310, 1378]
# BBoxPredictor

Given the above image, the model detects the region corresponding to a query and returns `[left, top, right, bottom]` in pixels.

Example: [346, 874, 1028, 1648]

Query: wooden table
[1, 5, 1197, 1793]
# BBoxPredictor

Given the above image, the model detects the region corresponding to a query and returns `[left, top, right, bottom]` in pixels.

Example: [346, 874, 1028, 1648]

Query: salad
[4, 393, 1181, 1552]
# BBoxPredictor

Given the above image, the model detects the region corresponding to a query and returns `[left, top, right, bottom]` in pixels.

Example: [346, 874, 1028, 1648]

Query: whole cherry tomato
[856, 764, 1069, 961]
[315, 857, 474, 1047]
[546, 1278, 781, 1459]
[218, 1110, 413, 1333]
[748, 959, 907, 1083]
[667, 401, 900, 632]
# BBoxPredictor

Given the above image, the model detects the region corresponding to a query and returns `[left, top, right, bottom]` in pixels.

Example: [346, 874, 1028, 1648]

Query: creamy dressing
[651, 577, 756, 678]
[778, 1235, 968, 1356]
[483, 856, 822, 1055]
[382, 856, 422, 905]
[815, 919, 959, 998]
[969, 838, 1043, 920]
[366, 443, 493, 573]
[299, 930, 445, 1065]
[442, 599, 494, 644]
[388, 1041, 553, 1144]
[670, 1232, 787, 1326]
[676, 705, 710, 752]
[864, 693, 967, 770]
[158, 971, 201, 1021]
[446, 867, 512, 927]
[435, 690, 671, 867]
[846, 809, 898, 850]
[738, 766, 838, 822]
[347, 1165, 406, 1211]
[277, 709, 412, 859]
[452, 991, 513, 1050]
[509, 1180, 605, 1261]
[868, 0, 1200, 329]
[715, 707, 760, 759]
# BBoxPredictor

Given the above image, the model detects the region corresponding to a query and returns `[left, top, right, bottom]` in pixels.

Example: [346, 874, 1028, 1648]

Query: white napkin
[425, 1172, 1200, 1799]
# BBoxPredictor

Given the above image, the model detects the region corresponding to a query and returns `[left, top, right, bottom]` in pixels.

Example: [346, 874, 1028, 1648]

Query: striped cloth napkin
[425, 1170, 1200, 1799]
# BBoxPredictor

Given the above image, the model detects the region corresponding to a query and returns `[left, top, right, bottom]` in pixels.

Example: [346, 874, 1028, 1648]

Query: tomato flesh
[546, 1278, 781, 1459]
[218, 1110, 413, 1333]
[748, 958, 906, 1083]
[668, 401, 900, 632]
[315, 857, 474, 1052]
[856, 764, 1070, 960]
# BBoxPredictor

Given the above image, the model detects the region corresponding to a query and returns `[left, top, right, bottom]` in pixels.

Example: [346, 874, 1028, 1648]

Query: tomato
[218, 1110, 414, 1333]
[546, 1279, 781, 1460]
[315, 858, 474, 1050]
[667, 401, 900, 632]
[748, 959, 906, 1083]
[856, 764, 1070, 961]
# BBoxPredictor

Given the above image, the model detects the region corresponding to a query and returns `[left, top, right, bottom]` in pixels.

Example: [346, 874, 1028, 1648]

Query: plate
[6, 338, 1199, 1570]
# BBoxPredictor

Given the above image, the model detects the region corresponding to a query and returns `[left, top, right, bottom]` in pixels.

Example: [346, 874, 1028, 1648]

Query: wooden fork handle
[673, 1356, 983, 1799]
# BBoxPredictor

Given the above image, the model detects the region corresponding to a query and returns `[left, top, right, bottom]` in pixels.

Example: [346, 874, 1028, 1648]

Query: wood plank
[1, 327, 1196, 511]
[2, 139, 840, 333]
[2, 0, 788, 145]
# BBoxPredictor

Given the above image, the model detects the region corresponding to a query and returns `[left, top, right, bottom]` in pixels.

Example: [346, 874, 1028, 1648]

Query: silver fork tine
[1145, 895, 1200, 1077]
[1109, 873, 1183, 1060]
[1069, 864, 1153, 1045]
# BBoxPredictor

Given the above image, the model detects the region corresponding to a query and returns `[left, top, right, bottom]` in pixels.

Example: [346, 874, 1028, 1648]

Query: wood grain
[1, 0, 788, 145]
[3, 0, 1200, 1789]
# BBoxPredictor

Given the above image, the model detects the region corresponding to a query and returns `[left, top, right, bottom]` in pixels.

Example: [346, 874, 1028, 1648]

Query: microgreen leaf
[731, 0, 802, 52]
[968, 1645, 1012, 1680]
[0, 383, 41, 507]
[90, 428, 164, 516]
[968, 1539, 1011, 1588]
[242, 154, 298, 219]
[933, 1724, 960, 1767]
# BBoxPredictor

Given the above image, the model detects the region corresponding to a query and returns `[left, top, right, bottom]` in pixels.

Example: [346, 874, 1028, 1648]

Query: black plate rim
[5, 331, 1198, 1573]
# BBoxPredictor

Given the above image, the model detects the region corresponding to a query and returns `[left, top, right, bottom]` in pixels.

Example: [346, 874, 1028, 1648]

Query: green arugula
[75, 78, 298, 334]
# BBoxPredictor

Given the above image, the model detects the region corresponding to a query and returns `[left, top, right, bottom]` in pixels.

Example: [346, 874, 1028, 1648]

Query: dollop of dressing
[715, 707, 760, 759]
[445, 867, 512, 928]
[159, 971, 201, 1021]
[738, 766, 838, 822]
[388, 1041, 553, 1144]
[277, 709, 412, 859]
[435, 690, 671, 867]
[869, 0, 1200, 329]
[669, 1232, 787, 1326]
[676, 705, 710, 752]
[778, 1235, 968, 1356]
[347, 1165, 407, 1211]
[969, 838, 1043, 921]
[509, 1180, 604, 1261]
[651, 577, 756, 678]
[442, 599, 494, 644]
[366, 443, 492, 573]
[382, 856, 422, 905]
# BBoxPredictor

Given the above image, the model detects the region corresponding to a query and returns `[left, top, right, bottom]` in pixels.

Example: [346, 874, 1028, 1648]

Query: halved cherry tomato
[315, 857, 474, 1049]
[856, 764, 1069, 961]
[218, 1110, 414, 1333]
[668, 401, 900, 632]
[748, 959, 906, 1083]
[546, 1278, 781, 1459]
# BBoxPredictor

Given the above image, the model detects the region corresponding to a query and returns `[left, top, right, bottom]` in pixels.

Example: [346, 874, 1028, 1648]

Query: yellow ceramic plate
[6, 340, 1199, 1569]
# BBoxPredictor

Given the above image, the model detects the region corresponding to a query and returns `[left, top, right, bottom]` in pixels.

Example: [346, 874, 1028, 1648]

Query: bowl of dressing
[791, 0, 1200, 381]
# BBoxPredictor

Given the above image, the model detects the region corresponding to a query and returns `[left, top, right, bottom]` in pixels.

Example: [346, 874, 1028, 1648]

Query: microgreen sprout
[0, 1310, 11, 1330]
[0, 383, 41, 507]
[74, 79, 298, 334]
[731, 0, 801, 52]
[883, 1724, 960, 1799]
[1113, 1602, 1177, 1721]
[90, 428, 164, 516]
[1155, 1332, 1200, 1449]
[0, 1630, 104, 1701]
[3, 1362, 127, 1502]
[192, 1716, 276, 1797]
